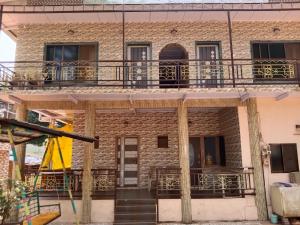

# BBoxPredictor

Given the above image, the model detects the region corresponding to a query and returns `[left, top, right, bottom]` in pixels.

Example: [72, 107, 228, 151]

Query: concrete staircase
[114, 189, 157, 225]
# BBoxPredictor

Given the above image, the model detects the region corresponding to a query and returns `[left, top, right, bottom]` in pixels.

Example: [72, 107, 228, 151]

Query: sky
[0, 31, 16, 62]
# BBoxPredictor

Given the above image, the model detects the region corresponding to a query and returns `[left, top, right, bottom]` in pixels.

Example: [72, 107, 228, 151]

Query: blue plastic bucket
[271, 213, 278, 224]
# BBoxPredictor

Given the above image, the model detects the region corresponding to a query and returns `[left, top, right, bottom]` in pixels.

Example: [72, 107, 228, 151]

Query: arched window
[159, 43, 189, 88]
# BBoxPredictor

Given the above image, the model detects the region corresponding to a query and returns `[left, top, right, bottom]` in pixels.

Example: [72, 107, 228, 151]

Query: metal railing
[0, 59, 299, 89]
[153, 167, 255, 198]
[190, 167, 255, 198]
[24, 168, 116, 199]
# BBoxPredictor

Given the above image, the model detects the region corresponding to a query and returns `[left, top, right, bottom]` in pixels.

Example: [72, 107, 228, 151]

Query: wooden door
[117, 137, 138, 187]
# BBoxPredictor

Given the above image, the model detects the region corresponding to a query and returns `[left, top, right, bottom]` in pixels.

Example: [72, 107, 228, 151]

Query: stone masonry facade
[13, 21, 300, 86]
[0, 144, 10, 180]
[72, 108, 242, 187]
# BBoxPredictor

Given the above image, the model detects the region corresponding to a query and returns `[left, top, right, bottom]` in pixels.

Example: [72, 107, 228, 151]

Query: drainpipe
[227, 11, 235, 87]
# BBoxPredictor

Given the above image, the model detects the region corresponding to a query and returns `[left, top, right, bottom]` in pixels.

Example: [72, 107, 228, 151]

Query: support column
[15, 103, 27, 180]
[177, 100, 192, 224]
[246, 98, 268, 220]
[82, 102, 96, 224]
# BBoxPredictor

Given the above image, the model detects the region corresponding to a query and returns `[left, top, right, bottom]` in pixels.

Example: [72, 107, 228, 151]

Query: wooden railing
[153, 167, 255, 199]
[24, 168, 116, 199]
[0, 59, 299, 89]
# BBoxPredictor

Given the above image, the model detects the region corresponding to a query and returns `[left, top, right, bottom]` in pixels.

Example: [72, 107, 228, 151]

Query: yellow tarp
[41, 124, 73, 170]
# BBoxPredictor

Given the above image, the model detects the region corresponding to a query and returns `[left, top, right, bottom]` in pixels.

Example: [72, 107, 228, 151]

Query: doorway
[197, 43, 221, 87]
[126, 44, 150, 88]
[159, 43, 189, 88]
[117, 137, 138, 187]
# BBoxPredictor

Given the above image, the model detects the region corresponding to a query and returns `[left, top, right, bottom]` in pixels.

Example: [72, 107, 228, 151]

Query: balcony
[0, 59, 299, 89]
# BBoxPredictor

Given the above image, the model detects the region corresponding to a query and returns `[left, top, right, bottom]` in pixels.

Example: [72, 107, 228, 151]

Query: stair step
[116, 199, 156, 206]
[114, 222, 156, 225]
[115, 205, 156, 213]
[115, 212, 156, 221]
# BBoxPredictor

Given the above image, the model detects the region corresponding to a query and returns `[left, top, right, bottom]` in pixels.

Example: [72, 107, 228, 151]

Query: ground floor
[1, 92, 300, 224]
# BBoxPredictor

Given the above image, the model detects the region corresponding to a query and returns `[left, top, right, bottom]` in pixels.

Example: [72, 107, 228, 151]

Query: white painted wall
[39, 199, 114, 223]
[256, 98, 300, 215]
[238, 106, 253, 168]
[159, 197, 258, 222]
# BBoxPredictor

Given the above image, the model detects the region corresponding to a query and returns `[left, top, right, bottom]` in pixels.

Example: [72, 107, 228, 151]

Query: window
[204, 136, 226, 167]
[157, 136, 168, 148]
[251, 42, 300, 80]
[270, 144, 299, 173]
[44, 43, 97, 81]
[94, 136, 100, 149]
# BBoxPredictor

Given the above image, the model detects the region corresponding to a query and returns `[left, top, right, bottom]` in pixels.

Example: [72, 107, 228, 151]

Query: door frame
[126, 42, 152, 88]
[115, 136, 140, 187]
[195, 41, 222, 87]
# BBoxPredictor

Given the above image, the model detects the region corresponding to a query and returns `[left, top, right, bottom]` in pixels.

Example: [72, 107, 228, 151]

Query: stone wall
[72, 109, 243, 187]
[0, 144, 10, 180]
[219, 107, 242, 168]
[15, 21, 300, 67]
[27, 0, 83, 5]
[73, 111, 222, 187]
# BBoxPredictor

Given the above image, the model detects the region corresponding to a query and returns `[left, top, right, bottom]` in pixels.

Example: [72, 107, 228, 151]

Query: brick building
[0, 0, 300, 224]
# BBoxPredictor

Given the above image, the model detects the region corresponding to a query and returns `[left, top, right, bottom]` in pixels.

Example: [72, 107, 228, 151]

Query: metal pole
[122, 10, 125, 87]
[0, 5, 3, 32]
[227, 11, 235, 87]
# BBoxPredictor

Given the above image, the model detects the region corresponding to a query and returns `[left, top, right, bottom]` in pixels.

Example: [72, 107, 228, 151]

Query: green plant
[0, 180, 28, 225]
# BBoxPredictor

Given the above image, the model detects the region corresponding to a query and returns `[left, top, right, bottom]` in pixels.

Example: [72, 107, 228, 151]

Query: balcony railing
[154, 167, 255, 199]
[24, 168, 116, 199]
[0, 59, 299, 89]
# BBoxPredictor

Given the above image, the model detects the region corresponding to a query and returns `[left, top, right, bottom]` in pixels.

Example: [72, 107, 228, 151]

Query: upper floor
[1, 1, 300, 92]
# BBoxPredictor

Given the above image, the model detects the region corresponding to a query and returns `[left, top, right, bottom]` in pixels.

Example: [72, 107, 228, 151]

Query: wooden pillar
[82, 102, 96, 224]
[246, 98, 268, 220]
[15, 103, 27, 180]
[177, 100, 192, 224]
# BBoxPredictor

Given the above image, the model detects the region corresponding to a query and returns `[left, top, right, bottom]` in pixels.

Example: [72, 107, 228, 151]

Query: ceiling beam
[25, 98, 241, 110]
[8, 95, 23, 104]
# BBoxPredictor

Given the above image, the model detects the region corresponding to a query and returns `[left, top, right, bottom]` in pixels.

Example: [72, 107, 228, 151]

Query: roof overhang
[2, 3, 300, 33]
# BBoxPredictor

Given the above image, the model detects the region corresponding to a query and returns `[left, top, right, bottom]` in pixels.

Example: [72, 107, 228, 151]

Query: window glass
[46, 46, 55, 61]
[204, 137, 217, 166]
[54, 46, 63, 62]
[269, 43, 285, 59]
[63, 45, 78, 61]
[270, 144, 284, 173]
[252, 43, 260, 59]
[260, 44, 269, 59]
[219, 136, 226, 167]
[79, 45, 97, 61]
[282, 144, 299, 172]
[157, 136, 168, 148]
[270, 144, 299, 173]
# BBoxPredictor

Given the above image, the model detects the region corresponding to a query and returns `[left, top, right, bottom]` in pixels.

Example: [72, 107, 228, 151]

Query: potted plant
[0, 180, 28, 225]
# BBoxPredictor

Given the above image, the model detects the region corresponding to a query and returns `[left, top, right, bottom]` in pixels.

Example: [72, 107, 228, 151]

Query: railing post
[227, 11, 236, 87]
